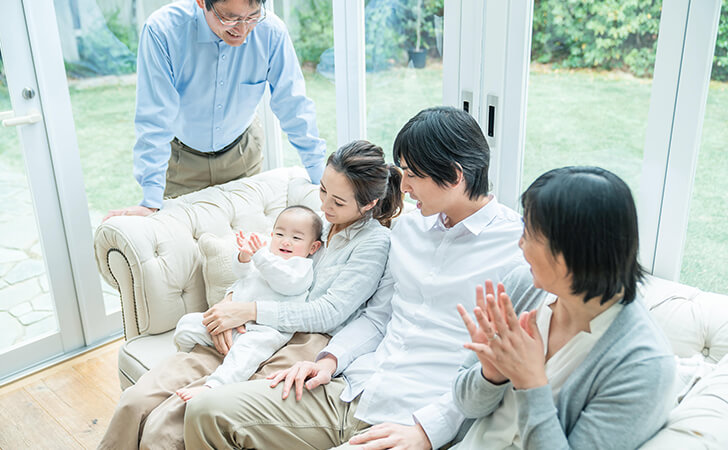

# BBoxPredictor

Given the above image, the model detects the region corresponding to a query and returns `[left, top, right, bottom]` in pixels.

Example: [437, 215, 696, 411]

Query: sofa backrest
[641, 275, 728, 363]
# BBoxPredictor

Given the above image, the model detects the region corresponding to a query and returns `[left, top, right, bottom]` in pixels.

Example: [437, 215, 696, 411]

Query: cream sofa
[94, 167, 728, 448]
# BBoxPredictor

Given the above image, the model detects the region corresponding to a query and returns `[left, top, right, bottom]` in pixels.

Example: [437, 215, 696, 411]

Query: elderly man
[104, 0, 325, 221]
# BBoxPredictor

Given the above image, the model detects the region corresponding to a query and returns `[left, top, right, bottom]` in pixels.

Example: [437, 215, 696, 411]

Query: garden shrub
[714, 5, 728, 81]
[532, 0, 728, 81]
[290, 0, 444, 71]
[292, 0, 334, 65]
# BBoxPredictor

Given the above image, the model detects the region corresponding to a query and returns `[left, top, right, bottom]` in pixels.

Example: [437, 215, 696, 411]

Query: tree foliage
[532, 0, 728, 81]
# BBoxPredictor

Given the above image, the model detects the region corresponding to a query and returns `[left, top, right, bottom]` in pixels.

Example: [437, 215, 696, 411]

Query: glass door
[0, 0, 121, 384]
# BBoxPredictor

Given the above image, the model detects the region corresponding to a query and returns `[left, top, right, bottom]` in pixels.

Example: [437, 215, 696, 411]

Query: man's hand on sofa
[267, 356, 338, 401]
[102, 205, 158, 222]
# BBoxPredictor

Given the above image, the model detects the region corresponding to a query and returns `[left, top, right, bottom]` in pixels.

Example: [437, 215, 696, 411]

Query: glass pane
[365, 0, 444, 162]
[680, 9, 728, 294]
[523, 1, 663, 197]
[0, 48, 61, 351]
[54, 0, 134, 314]
[277, 0, 337, 166]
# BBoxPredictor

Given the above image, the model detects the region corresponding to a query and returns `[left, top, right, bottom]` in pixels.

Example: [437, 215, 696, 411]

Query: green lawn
[0, 67, 726, 294]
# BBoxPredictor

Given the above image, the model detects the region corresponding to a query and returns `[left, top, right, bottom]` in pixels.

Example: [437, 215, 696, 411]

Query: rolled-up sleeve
[133, 24, 180, 209]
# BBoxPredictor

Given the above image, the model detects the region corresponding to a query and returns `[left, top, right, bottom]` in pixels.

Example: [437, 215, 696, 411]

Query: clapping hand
[457, 280, 508, 384]
[236, 231, 266, 263]
[458, 280, 547, 390]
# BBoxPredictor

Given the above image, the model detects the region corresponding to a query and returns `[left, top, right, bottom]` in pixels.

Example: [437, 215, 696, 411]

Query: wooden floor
[0, 339, 124, 449]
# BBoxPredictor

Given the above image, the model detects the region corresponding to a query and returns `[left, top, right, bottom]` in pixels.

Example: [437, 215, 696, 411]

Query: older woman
[454, 166, 676, 449]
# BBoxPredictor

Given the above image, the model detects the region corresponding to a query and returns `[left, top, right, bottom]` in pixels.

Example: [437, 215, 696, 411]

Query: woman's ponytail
[372, 164, 403, 228]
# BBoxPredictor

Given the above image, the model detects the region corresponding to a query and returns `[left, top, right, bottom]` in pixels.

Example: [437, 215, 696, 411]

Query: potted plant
[407, 0, 427, 68]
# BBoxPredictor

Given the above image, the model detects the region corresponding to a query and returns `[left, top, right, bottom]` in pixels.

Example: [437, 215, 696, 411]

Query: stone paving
[0, 160, 120, 352]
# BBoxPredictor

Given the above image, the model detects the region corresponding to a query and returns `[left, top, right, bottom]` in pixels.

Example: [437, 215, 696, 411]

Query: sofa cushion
[641, 354, 728, 448]
[118, 331, 177, 390]
[198, 233, 238, 308]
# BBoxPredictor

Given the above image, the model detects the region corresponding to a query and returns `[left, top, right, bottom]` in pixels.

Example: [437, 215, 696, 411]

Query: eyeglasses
[210, 3, 267, 27]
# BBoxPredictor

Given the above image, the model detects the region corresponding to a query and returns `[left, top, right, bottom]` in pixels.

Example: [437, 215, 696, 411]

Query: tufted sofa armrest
[94, 167, 318, 340]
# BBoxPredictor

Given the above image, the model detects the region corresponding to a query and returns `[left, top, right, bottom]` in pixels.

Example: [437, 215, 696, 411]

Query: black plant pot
[408, 49, 427, 69]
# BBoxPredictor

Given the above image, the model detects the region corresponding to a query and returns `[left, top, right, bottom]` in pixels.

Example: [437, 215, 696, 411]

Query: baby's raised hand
[236, 231, 254, 263]
[236, 231, 266, 263]
[247, 233, 265, 254]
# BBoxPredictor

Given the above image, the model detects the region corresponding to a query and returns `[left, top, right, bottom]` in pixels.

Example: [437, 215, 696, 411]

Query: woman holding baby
[99, 140, 403, 449]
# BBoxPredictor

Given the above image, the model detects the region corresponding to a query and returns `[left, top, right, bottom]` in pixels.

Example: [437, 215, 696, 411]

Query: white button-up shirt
[319, 196, 525, 448]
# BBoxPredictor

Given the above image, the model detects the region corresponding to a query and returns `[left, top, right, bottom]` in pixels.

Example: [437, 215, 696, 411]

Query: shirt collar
[588, 301, 624, 335]
[196, 6, 221, 43]
[542, 295, 624, 336]
[323, 217, 376, 246]
[427, 195, 502, 235]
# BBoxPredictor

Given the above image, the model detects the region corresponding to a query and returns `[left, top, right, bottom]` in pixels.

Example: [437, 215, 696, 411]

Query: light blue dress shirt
[133, 0, 326, 209]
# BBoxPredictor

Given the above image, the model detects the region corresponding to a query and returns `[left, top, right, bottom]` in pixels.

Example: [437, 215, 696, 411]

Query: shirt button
[215, 127, 221, 131]
[217, 104, 222, 109]
[219, 81, 224, 86]
[221, 55, 226, 60]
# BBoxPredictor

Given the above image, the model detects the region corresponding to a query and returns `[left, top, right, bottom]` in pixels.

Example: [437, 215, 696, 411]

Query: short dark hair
[327, 140, 404, 228]
[521, 166, 644, 305]
[393, 106, 490, 200]
[277, 205, 323, 242]
[204, 0, 266, 11]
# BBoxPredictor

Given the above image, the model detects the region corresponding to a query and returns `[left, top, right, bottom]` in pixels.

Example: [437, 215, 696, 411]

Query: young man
[184, 107, 526, 449]
[104, 0, 325, 221]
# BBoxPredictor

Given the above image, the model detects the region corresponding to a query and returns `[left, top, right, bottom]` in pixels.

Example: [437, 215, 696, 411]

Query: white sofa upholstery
[94, 167, 728, 448]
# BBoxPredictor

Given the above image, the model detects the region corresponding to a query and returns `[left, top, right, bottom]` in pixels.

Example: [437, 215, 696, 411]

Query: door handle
[2, 110, 42, 127]
[0, 110, 14, 121]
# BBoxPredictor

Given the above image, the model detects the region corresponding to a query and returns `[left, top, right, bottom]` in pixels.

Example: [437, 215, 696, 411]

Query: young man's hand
[266, 355, 338, 401]
[348, 423, 432, 450]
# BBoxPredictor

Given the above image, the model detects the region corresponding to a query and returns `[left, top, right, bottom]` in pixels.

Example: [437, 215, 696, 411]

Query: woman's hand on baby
[211, 330, 233, 355]
[203, 301, 253, 335]
[267, 356, 338, 401]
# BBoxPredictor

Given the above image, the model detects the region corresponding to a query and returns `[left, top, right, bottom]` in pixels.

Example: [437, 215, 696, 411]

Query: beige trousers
[98, 332, 330, 450]
[164, 118, 264, 199]
[184, 378, 370, 449]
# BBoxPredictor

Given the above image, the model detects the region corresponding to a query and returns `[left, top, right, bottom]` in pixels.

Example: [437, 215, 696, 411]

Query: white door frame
[1, 0, 122, 383]
[639, 0, 723, 280]
[1, 0, 84, 382]
[443, 0, 534, 211]
[22, 0, 122, 344]
[333, 0, 366, 147]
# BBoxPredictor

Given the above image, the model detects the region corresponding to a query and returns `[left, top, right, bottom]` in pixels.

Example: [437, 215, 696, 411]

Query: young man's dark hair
[393, 106, 490, 200]
[521, 166, 645, 305]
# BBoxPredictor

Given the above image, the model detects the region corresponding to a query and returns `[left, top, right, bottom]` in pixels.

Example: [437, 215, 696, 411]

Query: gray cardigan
[453, 266, 677, 449]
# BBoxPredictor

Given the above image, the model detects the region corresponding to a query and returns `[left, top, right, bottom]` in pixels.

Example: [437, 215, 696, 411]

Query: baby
[173, 205, 323, 401]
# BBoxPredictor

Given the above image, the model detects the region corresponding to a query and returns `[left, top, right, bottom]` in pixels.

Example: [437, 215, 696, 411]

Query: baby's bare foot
[175, 386, 211, 402]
